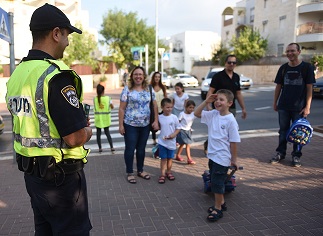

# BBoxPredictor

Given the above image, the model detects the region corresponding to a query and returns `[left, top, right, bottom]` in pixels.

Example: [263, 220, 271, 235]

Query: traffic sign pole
[145, 44, 149, 75]
[9, 12, 15, 74]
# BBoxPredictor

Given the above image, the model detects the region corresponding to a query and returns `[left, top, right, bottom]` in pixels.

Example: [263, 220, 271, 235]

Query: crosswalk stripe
[86, 109, 208, 152]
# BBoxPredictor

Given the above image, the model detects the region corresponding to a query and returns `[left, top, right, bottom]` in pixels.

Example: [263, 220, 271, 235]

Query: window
[277, 44, 284, 56]
[279, 15, 287, 29]
[250, 7, 255, 23]
[262, 20, 268, 33]
[264, 0, 268, 8]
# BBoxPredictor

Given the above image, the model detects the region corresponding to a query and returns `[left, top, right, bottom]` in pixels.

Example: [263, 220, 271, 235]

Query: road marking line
[255, 106, 271, 111]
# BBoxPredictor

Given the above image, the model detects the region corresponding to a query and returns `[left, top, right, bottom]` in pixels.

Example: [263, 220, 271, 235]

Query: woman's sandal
[127, 174, 136, 184]
[207, 202, 227, 214]
[137, 171, 150, 180]
[207, 208, 223, 222]
[187, 159, 196, 165]
[175, 156, 184, 161]
[158, 176, 166, 184]
[111, 148, 115, 154]
[166, 172, 175, 181]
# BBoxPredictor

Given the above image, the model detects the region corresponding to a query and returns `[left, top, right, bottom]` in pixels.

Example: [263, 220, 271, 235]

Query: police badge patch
[61, 85, 79, 108]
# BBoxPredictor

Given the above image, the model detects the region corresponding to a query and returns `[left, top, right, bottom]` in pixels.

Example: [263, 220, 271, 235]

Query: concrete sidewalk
[1, 133, 323, 235]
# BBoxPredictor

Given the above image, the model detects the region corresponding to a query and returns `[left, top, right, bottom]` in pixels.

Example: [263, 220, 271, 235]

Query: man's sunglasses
[227, 61, 237, 65]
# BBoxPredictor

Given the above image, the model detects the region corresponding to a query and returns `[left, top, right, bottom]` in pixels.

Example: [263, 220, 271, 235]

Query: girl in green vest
[94, 84, 115, 154]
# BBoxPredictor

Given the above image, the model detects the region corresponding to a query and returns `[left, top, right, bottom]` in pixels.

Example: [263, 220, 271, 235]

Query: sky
[81, 0, 240, 39]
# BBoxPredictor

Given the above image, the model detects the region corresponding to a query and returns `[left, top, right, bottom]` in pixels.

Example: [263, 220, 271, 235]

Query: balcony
[297, 22, 323, 43]
[223, 18, 233, 27]
[299, 0, 323, 13]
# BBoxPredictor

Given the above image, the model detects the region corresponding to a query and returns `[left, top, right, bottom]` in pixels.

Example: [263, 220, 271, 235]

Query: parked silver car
[170, 73, 199, 88]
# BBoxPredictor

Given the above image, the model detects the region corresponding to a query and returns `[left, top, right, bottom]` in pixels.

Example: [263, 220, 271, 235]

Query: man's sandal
[127, 174, 136, 184]
[158, 176, 166, 184]
[166, 172, 175, 181]
[207, 203, 227, 213]
[137, 171, 150, 180]
[207, 208, 223, 222]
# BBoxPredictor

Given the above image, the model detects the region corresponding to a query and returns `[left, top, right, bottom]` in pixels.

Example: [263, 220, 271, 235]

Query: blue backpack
[286, 118, 313, 147]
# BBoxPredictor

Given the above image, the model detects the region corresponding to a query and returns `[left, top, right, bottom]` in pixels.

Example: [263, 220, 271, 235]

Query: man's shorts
[208, 160, 229, 194]
[158, 144, 175, 159]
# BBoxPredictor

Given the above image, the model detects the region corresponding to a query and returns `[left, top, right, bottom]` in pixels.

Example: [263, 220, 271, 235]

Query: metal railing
[298, 22, 323, 35]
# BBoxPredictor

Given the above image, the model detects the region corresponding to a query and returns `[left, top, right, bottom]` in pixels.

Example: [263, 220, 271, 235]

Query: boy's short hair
[161, 97, 172, 107]
[216, 89, 234, 102]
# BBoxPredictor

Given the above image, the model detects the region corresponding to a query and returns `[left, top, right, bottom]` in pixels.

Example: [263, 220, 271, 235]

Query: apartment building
[0, 0, 96, 64]
[163, 31, 221, 74]
[221, 0, 323, 57]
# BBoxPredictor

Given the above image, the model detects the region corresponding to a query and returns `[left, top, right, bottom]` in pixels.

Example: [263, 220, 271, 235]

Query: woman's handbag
[148, 85, 155, 131]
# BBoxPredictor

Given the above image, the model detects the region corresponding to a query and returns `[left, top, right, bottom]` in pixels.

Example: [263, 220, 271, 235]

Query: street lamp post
[158, 48, 165, 79]
[155, 0, 158, 72]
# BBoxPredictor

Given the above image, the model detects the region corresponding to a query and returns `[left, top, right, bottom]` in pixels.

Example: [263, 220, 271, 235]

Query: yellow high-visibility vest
[6, 59, 90, 163]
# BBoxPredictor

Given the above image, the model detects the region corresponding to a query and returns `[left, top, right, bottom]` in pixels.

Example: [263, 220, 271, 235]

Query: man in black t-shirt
[206, 55, 247, 118]
[271, 43, 315, 167]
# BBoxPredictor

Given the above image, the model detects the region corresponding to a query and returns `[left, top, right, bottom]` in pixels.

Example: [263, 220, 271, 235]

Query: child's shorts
[158, 145, 175, 159]
[209, 160, 229, 194]
[176, 130, 193, 145]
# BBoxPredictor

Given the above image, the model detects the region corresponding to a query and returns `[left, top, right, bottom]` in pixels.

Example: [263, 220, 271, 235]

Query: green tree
[311, 54, 323, 72]
[230, 27, 268, 63]
[100, 9, 167, 69]
[211, 42, 231, 66]
[63, 24, 98, 68]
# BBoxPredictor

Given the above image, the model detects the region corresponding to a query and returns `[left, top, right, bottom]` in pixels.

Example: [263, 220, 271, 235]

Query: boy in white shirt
[194, 89, 240, 222]
[158, 98, 181, 184]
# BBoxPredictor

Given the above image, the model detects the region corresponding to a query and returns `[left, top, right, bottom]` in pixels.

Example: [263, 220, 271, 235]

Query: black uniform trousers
[24, 169, 92, 236]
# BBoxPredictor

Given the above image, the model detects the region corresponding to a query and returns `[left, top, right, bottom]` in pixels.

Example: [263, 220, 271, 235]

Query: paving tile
[1, 96, 323, 235]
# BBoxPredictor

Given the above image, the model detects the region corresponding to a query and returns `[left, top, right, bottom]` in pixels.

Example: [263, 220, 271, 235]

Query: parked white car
[200, 68, 223, 100]
[200, 68, 253, 100]
[170, 73, 199, 88]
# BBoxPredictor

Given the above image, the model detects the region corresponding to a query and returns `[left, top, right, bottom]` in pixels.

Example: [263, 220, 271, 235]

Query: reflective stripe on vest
[94, 111, 111, 115]
[13, 133, 68, 148]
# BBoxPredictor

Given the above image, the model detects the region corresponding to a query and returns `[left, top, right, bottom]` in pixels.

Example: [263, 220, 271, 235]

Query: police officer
[6, 4, 92, 235]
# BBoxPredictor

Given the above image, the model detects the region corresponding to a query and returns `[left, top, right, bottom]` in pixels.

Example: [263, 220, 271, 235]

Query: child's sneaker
[270, 153, 285, 164]
[292, 156, 301, 167]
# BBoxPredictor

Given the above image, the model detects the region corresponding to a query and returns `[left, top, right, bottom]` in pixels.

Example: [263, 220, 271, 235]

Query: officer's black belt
[17, 154, 84, 178]
[56, 159, 84, 175]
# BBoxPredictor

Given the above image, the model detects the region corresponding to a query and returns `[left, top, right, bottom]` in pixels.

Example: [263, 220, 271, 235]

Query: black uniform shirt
[22, 50, 87, 137]
[209, 70, 241, 109]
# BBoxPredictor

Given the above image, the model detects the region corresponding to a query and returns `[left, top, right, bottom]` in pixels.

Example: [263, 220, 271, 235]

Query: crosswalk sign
[163, 53, 170, 61]
[0, 7, 10, 43]
[133, 50, 139, 60]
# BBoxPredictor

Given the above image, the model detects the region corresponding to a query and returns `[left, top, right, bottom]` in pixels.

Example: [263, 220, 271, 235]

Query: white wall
[164, 31, 221, 74]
